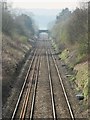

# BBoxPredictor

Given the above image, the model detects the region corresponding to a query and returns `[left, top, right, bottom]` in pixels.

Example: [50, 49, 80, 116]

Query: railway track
[46, 50, 57, 119]
[47, 49, 75, 119]
[29, 53, 41, 119]
[30, 47, 75, 119]
[11, 49, 41, 119]
[11, 40, 75, 119]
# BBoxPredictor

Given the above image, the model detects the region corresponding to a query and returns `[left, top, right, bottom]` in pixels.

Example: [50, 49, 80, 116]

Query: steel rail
[50, 49, 75, 120]
[19, 53, 38, 119]
[46, 51, 57, 120]
[29, 54, 41, 120]
[11, 49, 37, 120]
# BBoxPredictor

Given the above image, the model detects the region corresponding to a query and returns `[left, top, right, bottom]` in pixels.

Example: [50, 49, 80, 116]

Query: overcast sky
[7, 0, 82, 9]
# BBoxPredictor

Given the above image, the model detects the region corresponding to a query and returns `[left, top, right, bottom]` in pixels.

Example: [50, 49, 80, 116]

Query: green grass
[19, 36, 28, 44]
[51, 40, 58, 52]
[59, 49, 69, 60]
[52, 40, 88, 100]
[59, 48, 88, 100]
[76, 53, 87, 64]
[74, 62, 88, 98]
[58, 49, 73, 70]
[68, 75, 76, 82]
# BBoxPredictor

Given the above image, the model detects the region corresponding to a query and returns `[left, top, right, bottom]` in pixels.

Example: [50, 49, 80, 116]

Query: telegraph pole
[2, 0, 7, 10]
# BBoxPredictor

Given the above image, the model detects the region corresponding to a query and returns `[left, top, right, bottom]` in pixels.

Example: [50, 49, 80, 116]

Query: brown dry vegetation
[1, 1, 36, 106]
[2, 34, 32, 104]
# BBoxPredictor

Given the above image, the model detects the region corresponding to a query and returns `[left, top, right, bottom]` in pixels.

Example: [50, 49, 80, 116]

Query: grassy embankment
[2, 33, 32, 104]
[52, 40, 88, 105]
[51, 7, 88, 104]
[2, 4, 36, 104]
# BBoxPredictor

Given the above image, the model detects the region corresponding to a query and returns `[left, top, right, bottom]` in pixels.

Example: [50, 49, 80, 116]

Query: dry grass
[2, 34, 32, 104]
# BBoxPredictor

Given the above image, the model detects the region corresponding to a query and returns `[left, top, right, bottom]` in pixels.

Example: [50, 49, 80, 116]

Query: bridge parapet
[38, 30, 49, 34]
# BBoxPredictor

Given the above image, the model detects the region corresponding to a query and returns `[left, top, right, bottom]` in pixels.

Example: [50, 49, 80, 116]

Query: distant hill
[12, 8, 61, 29]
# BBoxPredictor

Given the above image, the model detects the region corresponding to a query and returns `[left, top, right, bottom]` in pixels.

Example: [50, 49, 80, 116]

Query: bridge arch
[38, 29, 49, 34]
[38, 29, 49, 39]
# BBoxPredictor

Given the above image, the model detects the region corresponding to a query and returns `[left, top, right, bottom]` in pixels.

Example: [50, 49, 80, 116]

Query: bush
[2, 3, 35, 39]
[60, 49, 69, 60]
[51, 7, 88, 62]
[2, 11, 14, 35]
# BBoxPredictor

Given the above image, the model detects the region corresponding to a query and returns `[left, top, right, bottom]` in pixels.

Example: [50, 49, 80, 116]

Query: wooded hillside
[1, 1, 36, 105]
[51, 5, 88, 105]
